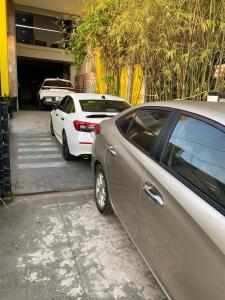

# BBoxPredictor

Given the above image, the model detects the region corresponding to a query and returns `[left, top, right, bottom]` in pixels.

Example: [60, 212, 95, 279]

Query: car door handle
[143, 182, 164, 206]
[61, 117, 64, 121]
[107, 145, 117, 156]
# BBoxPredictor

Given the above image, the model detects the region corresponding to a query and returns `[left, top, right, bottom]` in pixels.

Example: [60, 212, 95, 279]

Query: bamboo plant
[61, 0, 225, 101]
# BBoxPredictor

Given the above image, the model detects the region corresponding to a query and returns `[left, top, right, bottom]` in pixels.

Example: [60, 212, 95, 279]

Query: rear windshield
[43, 80, 73, 88]
[79, 100, 131, 113]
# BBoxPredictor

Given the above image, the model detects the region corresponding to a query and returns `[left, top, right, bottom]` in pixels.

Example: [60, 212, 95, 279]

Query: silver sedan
[92, 100, 225, 300]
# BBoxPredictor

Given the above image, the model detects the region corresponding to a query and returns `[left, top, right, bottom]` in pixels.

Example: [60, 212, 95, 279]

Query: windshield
[43, 80, 73, 88]
[80, 100, 131, 113]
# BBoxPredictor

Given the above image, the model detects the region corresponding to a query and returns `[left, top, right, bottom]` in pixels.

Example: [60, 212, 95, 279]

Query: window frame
[116, 106, 176, 160]
[158, 109, 225, 216]
[61, 96, 75, 114]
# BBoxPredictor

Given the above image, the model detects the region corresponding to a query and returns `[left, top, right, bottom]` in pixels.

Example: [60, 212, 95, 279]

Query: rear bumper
[41, 97, 62, 106]
[70, 143, 93, 157]
[68, 132, 94, 157]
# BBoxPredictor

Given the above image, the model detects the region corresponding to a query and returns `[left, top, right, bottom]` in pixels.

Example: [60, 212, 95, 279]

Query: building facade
[0, 0, 86, 109]
[0, 0, 145, 108]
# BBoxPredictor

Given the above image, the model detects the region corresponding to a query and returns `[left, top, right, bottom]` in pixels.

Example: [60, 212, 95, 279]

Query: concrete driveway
[10, 111, 93, 195]
[0, 111, 167, 300]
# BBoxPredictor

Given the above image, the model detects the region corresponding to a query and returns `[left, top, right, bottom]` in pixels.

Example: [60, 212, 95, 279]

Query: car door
[105, 108, 172, 240]
[53, 96, 68, 138]
[136, 113, 225, 300]
[56, 96, 74, 142]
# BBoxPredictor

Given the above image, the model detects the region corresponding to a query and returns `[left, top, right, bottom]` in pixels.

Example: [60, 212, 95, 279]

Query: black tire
[50, 118, 55, 136]
[62, 131, 72, 161]
[38, 100, 45, 110]
[95, 164, 113, 215]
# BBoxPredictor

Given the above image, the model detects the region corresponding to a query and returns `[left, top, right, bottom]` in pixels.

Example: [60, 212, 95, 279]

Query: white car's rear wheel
[62, 132, 72, 161]
[50, 118, 55, 136]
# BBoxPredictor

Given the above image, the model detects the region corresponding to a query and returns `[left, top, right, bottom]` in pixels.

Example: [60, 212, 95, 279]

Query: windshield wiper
[86, 114, 114, 118]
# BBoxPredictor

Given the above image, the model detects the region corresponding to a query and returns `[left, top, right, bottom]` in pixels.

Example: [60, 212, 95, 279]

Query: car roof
[44, 78, 71, 82]
[140, 100, 225, 126]
[69, 93, 126, 102]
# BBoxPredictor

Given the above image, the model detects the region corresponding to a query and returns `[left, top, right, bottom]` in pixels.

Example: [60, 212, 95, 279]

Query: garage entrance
[17, 58, 70, 110]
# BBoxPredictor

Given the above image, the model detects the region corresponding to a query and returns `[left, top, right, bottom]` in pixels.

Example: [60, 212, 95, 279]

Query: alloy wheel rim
[96, 172, 106, 209]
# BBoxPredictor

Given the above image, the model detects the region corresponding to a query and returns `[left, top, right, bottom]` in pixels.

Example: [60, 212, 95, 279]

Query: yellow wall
[131, 64, 144, 106]
[119, 66, 128, 99]
[0, 0, 9, 96]
[94, 50, 144, 104]
[95, 49, 107, 94]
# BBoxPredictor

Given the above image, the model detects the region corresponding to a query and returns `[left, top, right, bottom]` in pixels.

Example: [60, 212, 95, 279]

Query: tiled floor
[0, 190, 167, 300]
[10, 112, 93, 195]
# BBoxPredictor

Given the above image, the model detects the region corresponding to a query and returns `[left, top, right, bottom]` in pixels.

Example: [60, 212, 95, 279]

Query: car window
[62, 97, 75, 114]
[58, 96, 68, 110]
[125, 109, 171, 154]
[79, 100, 130, 113]
[163, 115, 225, 210]
[118, 112, 136, 134]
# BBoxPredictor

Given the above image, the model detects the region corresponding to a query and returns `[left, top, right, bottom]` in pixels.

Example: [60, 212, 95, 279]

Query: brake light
[73, 120, 97, 132]
[94, 124, 101, 135]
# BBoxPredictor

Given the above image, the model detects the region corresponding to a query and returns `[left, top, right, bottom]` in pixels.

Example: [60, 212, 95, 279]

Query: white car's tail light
[94, 124, 101, 135]
[73, 120, 98, 132]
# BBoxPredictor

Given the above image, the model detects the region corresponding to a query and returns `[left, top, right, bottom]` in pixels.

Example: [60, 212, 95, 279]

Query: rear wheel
[95, 164, 113, 215]
[50, 118, 55, 136]
[62, 132, 72, 161]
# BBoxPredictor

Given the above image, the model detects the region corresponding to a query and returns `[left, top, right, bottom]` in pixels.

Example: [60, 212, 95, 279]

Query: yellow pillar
[0, 0, 9, 96]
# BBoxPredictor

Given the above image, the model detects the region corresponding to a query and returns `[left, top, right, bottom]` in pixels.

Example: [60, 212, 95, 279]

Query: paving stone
[0, 288, 26, 300]
[27, 281, 55, 300]
[55, 275, 86, 299]
[27, 244, 74, 267]
[53, 258, 79, 281]
[88, 282, 147, 300]
[0, 270, 26, 293]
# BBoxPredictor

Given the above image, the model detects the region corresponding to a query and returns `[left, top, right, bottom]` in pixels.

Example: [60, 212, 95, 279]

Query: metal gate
[0, 101, 11, 198]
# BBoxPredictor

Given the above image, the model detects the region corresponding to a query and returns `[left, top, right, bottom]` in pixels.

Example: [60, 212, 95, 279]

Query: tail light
[73, 120, 98, 132]
[94, 124, 101, 135]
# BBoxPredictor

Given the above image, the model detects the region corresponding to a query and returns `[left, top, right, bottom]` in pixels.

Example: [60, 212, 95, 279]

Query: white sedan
[38, 78, 75, 109]
[50, 93, 131, 160]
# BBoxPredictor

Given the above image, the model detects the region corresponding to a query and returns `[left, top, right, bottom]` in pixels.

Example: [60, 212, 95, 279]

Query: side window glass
[163, 115, 225, 209]
[62, 97, 75, 114]
[58, 97, 67, 110]
[119, 112, 136, 134]
[126, 109, 171, 154]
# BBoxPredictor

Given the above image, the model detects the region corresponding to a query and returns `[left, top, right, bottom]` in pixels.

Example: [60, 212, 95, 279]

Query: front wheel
[50, 118, 55, 136]
[95, 164, 113, 215]
[62, 132, 72, 161]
